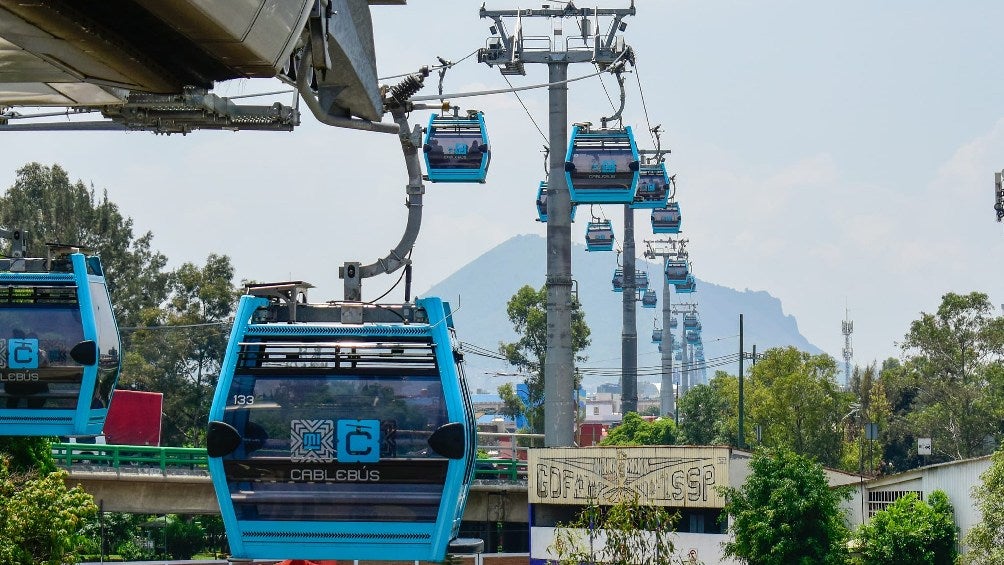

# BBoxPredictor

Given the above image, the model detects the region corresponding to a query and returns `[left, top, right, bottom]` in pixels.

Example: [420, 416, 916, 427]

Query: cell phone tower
[842, 308, 854, 388]
[994, 171, 1004, 223]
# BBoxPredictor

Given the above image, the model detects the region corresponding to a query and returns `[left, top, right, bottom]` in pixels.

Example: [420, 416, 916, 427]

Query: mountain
[421, 234, 823, 393]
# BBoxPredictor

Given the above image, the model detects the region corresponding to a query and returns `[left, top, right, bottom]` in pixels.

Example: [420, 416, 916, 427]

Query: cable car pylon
[479, 2, 636, 446]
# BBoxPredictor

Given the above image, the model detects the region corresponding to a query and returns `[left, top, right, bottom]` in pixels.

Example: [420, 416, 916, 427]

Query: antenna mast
[842, 307, 854, 388]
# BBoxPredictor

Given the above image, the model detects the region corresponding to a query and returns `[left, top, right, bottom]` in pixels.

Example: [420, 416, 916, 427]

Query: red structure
[103, 390, 163, 446]
[577, 423, 608, 447]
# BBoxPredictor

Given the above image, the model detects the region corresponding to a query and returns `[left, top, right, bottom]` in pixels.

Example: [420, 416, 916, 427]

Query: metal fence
[52, 434, 544, 480]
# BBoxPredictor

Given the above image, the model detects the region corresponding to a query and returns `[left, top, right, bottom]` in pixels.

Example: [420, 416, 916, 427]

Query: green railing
[475, 457, 528, 480]
[51, 443, 528, 480]
[51, 443, 207, 473]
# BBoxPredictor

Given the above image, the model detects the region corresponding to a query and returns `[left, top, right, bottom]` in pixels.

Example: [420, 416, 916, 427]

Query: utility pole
[622, 206, 638, 414]
[479, 4, 635, 447]
[738, 313, 745, 449]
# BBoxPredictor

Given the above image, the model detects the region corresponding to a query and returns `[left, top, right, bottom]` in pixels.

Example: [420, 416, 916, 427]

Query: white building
[848, 455, 992, 552]
[527, 446, 861, 564]
[527, 446, 995, 563]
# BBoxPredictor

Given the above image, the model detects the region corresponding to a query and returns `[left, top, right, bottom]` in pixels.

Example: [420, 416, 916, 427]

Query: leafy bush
[854, 490, 956, 564]
[720, 447, 850, 565]
[0, 457, 97, 564]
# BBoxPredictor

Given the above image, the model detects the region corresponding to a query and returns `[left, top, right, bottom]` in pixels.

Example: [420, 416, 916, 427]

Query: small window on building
[689, 513, 705, 533]
[593, 407, 600, 415]
[868, 490, 924, 518]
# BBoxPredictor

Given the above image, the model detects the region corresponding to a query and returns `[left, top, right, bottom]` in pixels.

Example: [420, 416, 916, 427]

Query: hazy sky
[2, 1, 1003, 369]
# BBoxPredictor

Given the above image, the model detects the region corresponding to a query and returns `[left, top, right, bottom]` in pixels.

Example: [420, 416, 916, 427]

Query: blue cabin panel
[683, 313, 699, 329]
[635, 270, 650, 291]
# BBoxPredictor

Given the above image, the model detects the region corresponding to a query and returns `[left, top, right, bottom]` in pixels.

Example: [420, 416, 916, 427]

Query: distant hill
[422, 234, 823, 393]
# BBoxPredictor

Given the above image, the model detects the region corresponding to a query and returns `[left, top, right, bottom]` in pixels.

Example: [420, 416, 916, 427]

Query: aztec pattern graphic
[290, 419, 335, 462]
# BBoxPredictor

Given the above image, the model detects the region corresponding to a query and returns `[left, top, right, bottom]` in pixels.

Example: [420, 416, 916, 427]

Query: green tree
[721, 447, 850, 565]
[551, 494, 684, 565]
[746, 347, 852, 468]
[677, 372, 736, 446]
[966, 445, 1004, 564]
[600, 412, 679, 446]
[0, 456, 97, 564]
[164, 515, 205, 559]
[0, 162, 170, 327]
[899, 292, 1004, 460]
[840, 363, 892, 475]
[79, 512, 149, 561]
[641, 404, 662, 417]
[0, 437, 56, 474]
[854, 490, 957, 564]
[498, 284, 590, 433]
[873, 357, 928, 473]
[122, 254, 238, 446]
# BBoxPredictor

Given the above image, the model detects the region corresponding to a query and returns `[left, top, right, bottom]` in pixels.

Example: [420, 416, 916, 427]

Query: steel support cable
[460, 342, 510, 361]
[409, 50, 628, 102]
[1, 108, 98, 121]
[597, 73, 618, 113]
[577, 359, 736, 377]
[634, 62, 657, 148]
[378, 49, 480, 81]
[501, 73, 549, 145]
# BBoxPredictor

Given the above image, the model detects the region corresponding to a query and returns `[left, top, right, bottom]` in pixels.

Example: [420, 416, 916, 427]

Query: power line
[119, 321, 231, 332]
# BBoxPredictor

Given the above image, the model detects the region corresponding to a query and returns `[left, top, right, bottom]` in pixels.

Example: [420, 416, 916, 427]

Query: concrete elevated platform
[65, 466, 529, 522]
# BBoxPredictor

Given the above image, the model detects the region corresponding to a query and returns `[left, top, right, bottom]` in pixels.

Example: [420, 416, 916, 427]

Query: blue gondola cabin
[536, 181, 577, 223]
[585, 220, 615, 251]
[676, 275, 697, 293]
[642, 289, 657, 308]
[632, 163, 670, 209]
[652, 202, 682, 234]
[207, 283, 476, 562]
[0, 236, 121, 437]
[424, 111, 491, 183]
[611, 268, 624, 292]
[564, 123, 640, 204]
[665, 258, 690, 285]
